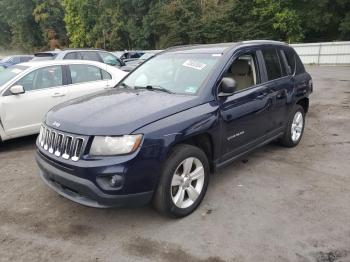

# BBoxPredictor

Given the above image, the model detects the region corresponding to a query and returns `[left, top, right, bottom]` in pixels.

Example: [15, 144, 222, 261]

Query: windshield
[0, 65, 28, 87]
[120, 53, 221, 95]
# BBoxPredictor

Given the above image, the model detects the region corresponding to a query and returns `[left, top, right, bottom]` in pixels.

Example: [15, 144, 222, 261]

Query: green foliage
[0, 0, 349, 51]
[340, 12, 350, 40]
[0, 0, 43, 51]
[33, 0, 67, 48]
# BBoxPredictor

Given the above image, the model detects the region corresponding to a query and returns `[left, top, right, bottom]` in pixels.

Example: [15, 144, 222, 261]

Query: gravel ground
[0, 66, 350, 262]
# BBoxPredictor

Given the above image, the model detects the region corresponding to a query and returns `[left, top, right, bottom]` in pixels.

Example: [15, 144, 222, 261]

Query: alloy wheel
[170, 157, 205, 209]
[291, 111, 303, 142]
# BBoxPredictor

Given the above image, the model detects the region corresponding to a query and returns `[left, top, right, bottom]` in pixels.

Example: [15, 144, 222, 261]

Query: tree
[0, 0, 43, 51]
[33, 0, 67, 49]
[340, 12, 350, 40]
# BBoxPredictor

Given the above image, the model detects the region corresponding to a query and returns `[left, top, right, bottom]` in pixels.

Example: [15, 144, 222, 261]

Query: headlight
[89, 135, 143, 156]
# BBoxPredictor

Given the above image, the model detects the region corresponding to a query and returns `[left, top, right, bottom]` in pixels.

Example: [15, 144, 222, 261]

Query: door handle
[52, 92, 65, 97]
[256, 92, 268, 99]
[255, 97, 273, 114]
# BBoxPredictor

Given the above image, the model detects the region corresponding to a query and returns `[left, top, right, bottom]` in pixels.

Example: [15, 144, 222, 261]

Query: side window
[99, 52, 121, 66]
[262, 48, 282, 81]
[16, 66, 63, 91]
[225, 52, 259, 92]
[282, 49, 296, 75]
[295, 54, 305, 74]
[80, 51, 100, 62]
[69, 64, 102, 84]
[101, 70, 112, 80]
[64, 52, 78, 60]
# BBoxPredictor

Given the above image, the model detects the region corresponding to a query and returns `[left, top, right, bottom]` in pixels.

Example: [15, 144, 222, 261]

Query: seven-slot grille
[38, 126, 85, 161]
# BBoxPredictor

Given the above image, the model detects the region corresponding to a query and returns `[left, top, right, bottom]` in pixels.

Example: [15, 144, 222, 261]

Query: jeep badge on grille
[52, 121, 61, 128]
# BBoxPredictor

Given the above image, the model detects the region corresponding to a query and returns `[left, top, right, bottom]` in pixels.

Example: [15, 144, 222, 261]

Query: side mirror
[10, 85, 25, 95]
[218, 77, 236, 97]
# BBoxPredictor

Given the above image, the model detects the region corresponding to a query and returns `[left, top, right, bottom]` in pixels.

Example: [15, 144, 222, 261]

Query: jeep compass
[35, 41, 312, 217]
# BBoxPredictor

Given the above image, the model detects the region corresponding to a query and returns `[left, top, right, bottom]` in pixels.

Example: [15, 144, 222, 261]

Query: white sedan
[0, 60, 127, 141]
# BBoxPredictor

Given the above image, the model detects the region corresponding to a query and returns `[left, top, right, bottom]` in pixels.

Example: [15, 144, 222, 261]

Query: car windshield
[0, 65, 28, 88]
[119, 53, 221, 95]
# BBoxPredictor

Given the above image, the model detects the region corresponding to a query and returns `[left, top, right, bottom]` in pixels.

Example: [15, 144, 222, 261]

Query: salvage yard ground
[0, 66, 350, 262]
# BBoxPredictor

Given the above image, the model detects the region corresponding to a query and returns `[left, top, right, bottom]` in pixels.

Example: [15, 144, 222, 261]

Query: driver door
[219, 49, 273, 163]
[1, 65, 67, 137]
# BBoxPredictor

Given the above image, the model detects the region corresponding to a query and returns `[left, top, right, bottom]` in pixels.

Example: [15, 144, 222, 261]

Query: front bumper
[36, 152, 153, 208]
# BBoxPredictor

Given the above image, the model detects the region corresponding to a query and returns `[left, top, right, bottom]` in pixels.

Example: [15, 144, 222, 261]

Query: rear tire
[279, 105, 305, 147]
[153, 144, 210, 218]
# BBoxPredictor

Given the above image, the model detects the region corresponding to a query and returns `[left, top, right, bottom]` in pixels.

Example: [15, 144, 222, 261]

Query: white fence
[291, 41, 350, 65]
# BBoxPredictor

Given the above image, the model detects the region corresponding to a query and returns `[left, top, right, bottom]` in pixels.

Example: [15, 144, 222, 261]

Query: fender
[133, 101, 221, 161]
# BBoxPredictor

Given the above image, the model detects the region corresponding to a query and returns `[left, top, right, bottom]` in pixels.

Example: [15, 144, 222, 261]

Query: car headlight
[89, 135, 143, 156]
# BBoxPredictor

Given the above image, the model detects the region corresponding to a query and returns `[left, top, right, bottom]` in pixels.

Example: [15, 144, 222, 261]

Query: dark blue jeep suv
[36, 41, 312, 217]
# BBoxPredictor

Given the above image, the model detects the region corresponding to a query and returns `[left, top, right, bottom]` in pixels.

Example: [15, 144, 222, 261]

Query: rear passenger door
[260, 47, 292, 134]
[66, 64, 112, 99]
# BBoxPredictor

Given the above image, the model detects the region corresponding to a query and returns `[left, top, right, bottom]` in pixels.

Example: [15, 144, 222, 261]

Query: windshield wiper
[135, 85, 174, 94]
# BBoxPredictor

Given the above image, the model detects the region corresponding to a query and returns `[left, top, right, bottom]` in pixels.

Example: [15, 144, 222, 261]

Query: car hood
[46, 88, 199, 136]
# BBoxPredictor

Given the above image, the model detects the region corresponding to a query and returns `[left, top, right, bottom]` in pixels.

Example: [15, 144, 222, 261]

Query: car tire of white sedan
[280, 105, 305, 147]
[153, 144, 210, 218]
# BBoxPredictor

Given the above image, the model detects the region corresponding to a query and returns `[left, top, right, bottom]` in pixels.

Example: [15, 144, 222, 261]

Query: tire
[153, 144, 210, 218]
[279, 105, 305, 147]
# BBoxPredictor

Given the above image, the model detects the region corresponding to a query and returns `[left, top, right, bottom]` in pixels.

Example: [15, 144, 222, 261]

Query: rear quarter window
[283, 48, 305, 75]
[295, 53, 305, 74]
[283, 49, 296, 75]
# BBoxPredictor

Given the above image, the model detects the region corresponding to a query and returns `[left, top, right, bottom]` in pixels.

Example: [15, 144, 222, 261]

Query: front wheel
[153, 144, 210, 218]
[279, 105, 305, 147]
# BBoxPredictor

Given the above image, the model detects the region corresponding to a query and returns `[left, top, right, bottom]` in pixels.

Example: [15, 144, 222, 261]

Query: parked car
[0, 60, 127, 141]
[121, 50, 163, 72]
[113, 50, 145, 61]
[0, 55, 33, 71]
[33, 49, 125, 68]
[36, 41, 312, 217]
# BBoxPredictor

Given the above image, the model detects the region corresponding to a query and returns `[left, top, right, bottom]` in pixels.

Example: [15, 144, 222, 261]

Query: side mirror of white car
[10, 85, 25, 95]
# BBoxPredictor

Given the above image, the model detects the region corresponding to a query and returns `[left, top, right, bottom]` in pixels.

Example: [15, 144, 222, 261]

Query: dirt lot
[0, 66, 350, 262]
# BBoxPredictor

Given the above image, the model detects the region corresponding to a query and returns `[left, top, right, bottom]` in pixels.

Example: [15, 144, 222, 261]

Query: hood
[46, 88, 199, 136]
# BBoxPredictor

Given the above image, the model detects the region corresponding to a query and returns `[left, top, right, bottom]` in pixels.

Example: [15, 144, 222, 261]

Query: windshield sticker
[182, 60, 207, 70]
[11, 68, 23, 74]
[185, 86, 198, 94]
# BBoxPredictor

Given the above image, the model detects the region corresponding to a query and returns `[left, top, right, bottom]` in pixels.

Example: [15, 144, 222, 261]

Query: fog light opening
[110, 174, 123, 187]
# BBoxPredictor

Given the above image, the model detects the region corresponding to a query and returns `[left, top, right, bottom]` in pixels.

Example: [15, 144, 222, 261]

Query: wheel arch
[296, 97, 309, 113]
[169, 133, 215, 173]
